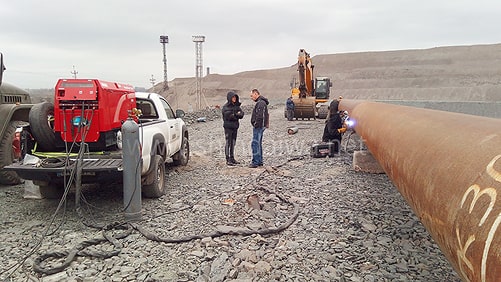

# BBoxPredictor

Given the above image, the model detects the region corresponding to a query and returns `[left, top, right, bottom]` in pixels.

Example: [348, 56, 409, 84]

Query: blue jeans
[251, 127, 265, 165]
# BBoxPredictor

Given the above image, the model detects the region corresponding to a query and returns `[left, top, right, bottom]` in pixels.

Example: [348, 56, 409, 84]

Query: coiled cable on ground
[132, 155, 304, 243]
[33, 223, 131, 275]
[32, 155, 305, 276]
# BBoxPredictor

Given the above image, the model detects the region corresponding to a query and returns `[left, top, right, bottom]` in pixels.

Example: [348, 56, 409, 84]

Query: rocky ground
[0, 104, 461, 281]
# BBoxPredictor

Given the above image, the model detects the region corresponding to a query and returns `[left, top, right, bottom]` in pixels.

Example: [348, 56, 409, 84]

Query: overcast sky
[1, 0, 500, 89]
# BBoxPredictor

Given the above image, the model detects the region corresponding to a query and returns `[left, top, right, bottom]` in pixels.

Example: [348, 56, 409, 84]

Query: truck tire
[29, 102, 57, 152]
[0, 121, 22, 185]
[33, 180, 64, 199]
[142, 155, 166, 198]
[173, 136, 189, 166]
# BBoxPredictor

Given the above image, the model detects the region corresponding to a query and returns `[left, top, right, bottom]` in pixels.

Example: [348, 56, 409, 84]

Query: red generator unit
[53, 78, 136, 151]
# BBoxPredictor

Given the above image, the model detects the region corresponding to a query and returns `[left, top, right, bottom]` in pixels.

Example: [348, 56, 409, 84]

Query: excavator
[289, 49, 332, 119]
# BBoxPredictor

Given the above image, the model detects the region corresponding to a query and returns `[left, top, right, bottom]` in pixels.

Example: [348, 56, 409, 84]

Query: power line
[71, 65, 78, 79]
[149, 74, 156, 89]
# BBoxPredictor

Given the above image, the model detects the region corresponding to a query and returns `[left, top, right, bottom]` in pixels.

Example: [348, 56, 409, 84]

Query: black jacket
[222, 92, 244, 129]
[286, 98, 295, 110]
[322, 112, 343, 142]
[251, 95, 269, 128]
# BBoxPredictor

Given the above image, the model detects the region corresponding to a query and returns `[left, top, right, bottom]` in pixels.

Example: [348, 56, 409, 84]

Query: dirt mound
[155, 43, 501, 111]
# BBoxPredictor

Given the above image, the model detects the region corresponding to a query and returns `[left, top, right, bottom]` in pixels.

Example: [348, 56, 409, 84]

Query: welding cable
[52, 103, 96, 226]
[4, 155, 79, 279]
[33, 223, 132, 275]
[131, 155, 304, 243]
[39, 157, 75, 168]
[73, 107, 110, 230]
[74, 106, 89, 206]
[62, 106, 69, 154]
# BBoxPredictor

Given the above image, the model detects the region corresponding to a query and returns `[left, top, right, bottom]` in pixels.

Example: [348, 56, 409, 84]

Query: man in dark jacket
[249, 88, 269, 168]
[222, 91, 244, 165]
[322, 104, 346, 154]
[286, 96, 295, 121]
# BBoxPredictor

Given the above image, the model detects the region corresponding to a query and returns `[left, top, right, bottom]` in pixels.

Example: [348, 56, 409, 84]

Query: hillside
[155, 43, 501, 112]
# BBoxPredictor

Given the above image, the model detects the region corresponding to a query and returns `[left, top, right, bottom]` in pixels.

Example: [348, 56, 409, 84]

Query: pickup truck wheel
[173, 137, 189, 166]
[142, 155, 166, 198]
[0, 121, 22, 185]
[34, 180, 64, 199]
[29, 102, 57, 152]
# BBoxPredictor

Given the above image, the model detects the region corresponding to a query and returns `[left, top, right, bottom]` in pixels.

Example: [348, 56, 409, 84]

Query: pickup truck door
[159, 98, 181, 156]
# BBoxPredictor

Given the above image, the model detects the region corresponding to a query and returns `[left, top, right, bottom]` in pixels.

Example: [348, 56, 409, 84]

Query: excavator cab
[314, 77, 332, 101]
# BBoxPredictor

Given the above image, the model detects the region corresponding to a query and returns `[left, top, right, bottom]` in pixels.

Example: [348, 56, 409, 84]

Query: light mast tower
[192, 35, 205, 110]
[160, 35, 169, 90]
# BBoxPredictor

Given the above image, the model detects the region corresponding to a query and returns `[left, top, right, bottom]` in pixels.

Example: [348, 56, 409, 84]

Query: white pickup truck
[5, 91, 189, 199]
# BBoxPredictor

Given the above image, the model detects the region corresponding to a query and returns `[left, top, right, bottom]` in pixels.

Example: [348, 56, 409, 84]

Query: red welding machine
[53, 79, 136, 148]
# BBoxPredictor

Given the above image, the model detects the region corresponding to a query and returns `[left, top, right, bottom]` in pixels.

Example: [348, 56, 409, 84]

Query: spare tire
[29, 102, 57, 152]
[0, 121, 22, 185]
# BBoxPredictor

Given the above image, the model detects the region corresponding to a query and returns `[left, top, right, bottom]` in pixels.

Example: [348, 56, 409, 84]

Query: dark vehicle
[0, 52, 33, 185]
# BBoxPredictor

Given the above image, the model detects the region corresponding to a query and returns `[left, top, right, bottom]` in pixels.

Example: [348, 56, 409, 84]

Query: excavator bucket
[292, 96, 316, 120]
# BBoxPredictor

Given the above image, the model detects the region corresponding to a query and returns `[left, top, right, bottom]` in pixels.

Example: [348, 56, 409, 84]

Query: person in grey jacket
[222, 91, 244, 165]
[249, 88, 269, 168]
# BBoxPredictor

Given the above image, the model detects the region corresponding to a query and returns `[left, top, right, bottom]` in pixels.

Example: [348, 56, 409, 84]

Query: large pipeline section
[340, 100, 501, 282]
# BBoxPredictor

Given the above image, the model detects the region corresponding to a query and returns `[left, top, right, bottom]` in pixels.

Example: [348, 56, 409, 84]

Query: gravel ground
[0, 103, 461, 281]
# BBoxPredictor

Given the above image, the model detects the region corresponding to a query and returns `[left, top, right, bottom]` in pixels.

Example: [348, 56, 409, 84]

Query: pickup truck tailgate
[5, 158, 123, 173]
[4, 158, 124, 184]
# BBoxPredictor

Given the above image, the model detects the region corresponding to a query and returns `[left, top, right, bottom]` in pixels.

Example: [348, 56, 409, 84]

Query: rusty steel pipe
[340, 100, 501, 282]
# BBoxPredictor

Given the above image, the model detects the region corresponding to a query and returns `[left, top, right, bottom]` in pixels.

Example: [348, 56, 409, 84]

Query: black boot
[230, 158, 240, 164]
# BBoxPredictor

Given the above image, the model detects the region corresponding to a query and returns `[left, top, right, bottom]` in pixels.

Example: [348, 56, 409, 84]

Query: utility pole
[150, 74, 156, 89]
[71, 65, 78, 78]
[160, 35, 169, 90]
[192, 35, 205, 110]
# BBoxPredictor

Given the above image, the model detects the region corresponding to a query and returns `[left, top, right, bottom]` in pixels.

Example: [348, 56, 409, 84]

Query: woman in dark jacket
[222, 91, 244, 165]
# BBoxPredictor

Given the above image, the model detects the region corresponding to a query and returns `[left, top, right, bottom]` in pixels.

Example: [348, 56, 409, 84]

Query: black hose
[33, 224, 131, 275]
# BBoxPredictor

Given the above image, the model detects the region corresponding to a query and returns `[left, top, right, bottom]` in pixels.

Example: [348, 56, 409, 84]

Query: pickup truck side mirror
[175, 109, 186, 118]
